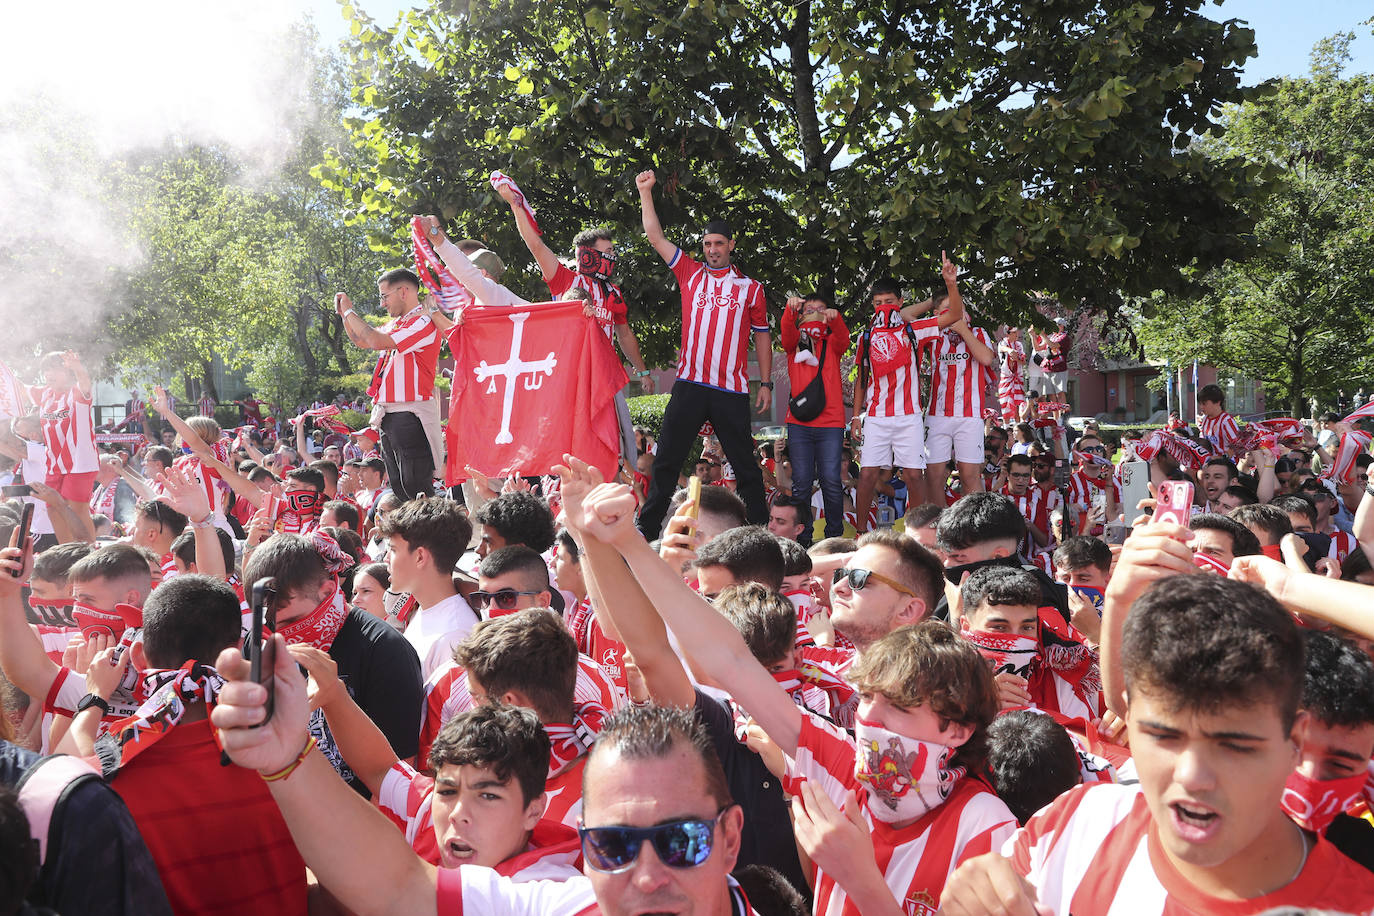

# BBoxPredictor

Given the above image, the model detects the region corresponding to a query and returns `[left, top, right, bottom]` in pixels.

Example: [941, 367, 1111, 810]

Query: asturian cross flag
[445, 301, 627, 483]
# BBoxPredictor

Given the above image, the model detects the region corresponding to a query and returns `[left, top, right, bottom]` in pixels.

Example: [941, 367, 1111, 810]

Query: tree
[1136, 33, 1374, 417]
[317, 0, 1269, 365]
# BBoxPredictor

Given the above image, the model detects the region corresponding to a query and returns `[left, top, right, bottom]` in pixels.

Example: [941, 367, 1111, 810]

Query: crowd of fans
[1, 168, 1373, 915]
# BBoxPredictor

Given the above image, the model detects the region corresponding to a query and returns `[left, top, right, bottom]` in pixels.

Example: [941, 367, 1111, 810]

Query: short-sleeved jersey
[418, 655, 619, 765]
[1003, 486, 1047, 542]
[375, 307, 440, 403]
[925, 327, 994, 418]
[547, 265, 628, 342]
[435, 868, 757, 916]
[1198, 410, 1240, 452]
[1007, 782, 1374, 915]
[565, 598, 629, 705]
[669, 251, 768, 394]
[32, 385, 98, 474]
[863, 315, 941, 418]
[784, 711, 1017, 916]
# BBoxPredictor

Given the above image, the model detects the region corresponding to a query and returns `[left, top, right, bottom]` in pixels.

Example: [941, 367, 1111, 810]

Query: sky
[311, 0, 1372, 82]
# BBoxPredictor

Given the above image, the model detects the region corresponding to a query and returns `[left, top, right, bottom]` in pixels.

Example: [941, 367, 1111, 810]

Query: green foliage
[627, 394, 671, 439]
[1136, 35, 1374, 415]
[318, 0, 1267, 359]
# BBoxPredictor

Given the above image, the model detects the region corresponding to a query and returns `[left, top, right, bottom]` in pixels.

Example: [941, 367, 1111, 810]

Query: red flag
[445, 301, 627, 483]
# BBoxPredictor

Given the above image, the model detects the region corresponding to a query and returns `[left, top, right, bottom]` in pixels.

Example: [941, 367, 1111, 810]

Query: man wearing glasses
[999, 454, 1051, 555]
[212, 642, 756, 916]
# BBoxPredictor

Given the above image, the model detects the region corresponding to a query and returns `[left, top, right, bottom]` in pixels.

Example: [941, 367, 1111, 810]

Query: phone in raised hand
[1151, 480, 1194, 528]
[8, 502, 33, 578]
[249, 577, 278, 726]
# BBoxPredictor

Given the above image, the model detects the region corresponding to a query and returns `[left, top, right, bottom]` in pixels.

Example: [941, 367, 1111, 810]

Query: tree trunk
[1289, 333, 1305, 418]
[295, 294, 320, 381]
[201, 361, 219, 401]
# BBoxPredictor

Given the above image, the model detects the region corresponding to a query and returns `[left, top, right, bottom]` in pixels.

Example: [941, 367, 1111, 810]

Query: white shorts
[924, 415, 985, 465]
[860, 414, 926, 469]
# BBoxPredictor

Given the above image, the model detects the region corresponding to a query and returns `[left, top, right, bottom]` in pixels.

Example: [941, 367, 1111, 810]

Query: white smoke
[0, 0, 337, 369]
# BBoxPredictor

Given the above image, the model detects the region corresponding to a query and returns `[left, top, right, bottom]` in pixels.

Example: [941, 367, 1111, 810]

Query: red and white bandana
[489, 171, 540, 234]
[544, 701, 606, 777]
[854, 717, 965, 824]
[411, 216, 474, 313]
[107, 661, 224, 768]
[278, 580, 349, 652]
[73, 601, 143, 640]
[961, 625, 1039, 680]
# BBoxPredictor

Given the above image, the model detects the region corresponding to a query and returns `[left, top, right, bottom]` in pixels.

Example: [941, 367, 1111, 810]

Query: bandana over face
[576, 246, 617, 281]
[277, 580, 349, 652]
[73, 601, 143, 640]
[854, 718, 965, 824]
[1281, 768, 1367, 833]
[961, 623, 1040, 681]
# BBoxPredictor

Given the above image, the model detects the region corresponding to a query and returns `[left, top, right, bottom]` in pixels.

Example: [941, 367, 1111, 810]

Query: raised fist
[635, 170, 656, 192]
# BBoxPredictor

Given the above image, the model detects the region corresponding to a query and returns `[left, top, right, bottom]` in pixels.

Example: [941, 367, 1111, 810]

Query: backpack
[788, 338, 829, 422]
[861, 320, 921, 382]
[16, 754, 102, 867]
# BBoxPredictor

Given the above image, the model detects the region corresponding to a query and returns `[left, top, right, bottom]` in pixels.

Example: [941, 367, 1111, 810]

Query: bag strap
[16, 754, 102, 864]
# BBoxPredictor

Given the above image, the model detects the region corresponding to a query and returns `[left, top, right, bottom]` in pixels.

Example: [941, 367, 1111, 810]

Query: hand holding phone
[1, 484, 31, 498]
[1151, 481, 1194, 528]
[249, 577, 279, 726]
[8, 502, 33, 578]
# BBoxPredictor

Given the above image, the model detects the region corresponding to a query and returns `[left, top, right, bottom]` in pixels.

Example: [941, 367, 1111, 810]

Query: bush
[627, 393, 704, 475]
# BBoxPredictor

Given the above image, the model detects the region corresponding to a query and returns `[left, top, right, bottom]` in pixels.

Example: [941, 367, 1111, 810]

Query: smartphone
[1151, 480, 1194, 528]
[1119, 459, 1151, 522]
[249, 576, 278, 726]
[8, 503, 33, 578]
[1103, 521, 1130, 545]
[1, 484, 31, 498]
[684, 476, 702, 520]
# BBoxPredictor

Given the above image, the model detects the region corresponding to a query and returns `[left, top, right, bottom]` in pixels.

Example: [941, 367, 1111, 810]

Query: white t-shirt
[403, 592, 480, 680]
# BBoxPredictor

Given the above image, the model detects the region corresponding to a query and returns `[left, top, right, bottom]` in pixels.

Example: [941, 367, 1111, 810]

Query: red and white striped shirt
[797, 644, 858, 729]
[863, 315, 941, 418]
[376, 307, 440, 403]
[1007, 782, 1374, 915]
[418, 655, 619, 767]
[784, 711, 1017, 916]
[1067, 472, 1120, 513]
[547, 265, 628, 342]
[669, 251, 768, 393]
[377, 760, 584, 877]
[197, 396, 216, 417]
[925, 327, 993, 419]
[31, 385, 98, 475]
[1198, 410, 1240, 452]
[1328, 529, 1357, 565]
[1002, 485, 1047, 545]
[565, 599, 629, 705]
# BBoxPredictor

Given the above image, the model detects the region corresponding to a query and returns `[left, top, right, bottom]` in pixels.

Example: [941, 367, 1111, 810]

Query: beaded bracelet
[261, 736, 317, 783]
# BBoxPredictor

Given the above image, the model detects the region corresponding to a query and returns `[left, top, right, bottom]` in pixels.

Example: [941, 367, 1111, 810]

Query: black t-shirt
[316, 609, 423, 796]
[1327, 813, 1374, 873]
[694, 689, 811, 901]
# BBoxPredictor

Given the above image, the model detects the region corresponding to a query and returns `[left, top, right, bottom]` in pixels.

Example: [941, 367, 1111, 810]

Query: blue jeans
[787, 423, 845, 543]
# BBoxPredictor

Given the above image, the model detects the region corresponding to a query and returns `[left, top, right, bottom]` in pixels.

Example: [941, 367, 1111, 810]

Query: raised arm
[196, 448, 268, 511]
[0, 541, 60, 701]
[1232, 551, 1374, 640]
[212, 639, 437, 916]
[289, 644, 398, 796]
[495, 183, 560, 280]
[151, 387, 203, 452]
[336, 293, 398, 352]
[28, 481, 82, 544]
[635, 171, 679, 264]
[951, 318, 995, 367]
[62, 351, 93, 399]
[557, 458, 694, 708]
[157, 467, 226, 580]
[581, 481, 803, 756]
[933, 251, 965, 330]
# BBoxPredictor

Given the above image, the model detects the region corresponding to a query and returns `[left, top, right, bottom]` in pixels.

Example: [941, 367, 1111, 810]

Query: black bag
[788, 339, 828, 422]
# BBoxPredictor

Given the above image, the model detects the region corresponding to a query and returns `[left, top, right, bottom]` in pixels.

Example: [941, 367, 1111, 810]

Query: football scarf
[490, 171, 541, 234]
[1134, 429, 1209, 470]
[1322, 430, 1373, 487]
[854, 717, 964, 824]
[544, 701, 606, 777]
[277, 580, 349, 652]
[1282, 767, 1367, 833]
[107, 661, 224, 768]
[27, 595, 76, 628]
[411, 216, 475, 313]
[293, 404, 351, 437]
[73, 601, 143, 639]
[961, 625, 1039, 680]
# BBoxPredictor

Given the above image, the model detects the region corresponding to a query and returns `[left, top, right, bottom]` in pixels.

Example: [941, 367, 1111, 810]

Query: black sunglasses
[578, 806, 732, 874]
[469, 589, 540, 611]
[831, 566, 918, 597]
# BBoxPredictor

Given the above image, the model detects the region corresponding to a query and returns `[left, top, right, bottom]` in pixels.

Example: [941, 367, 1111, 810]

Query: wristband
[341, 310, 356, 321]
[261, 736, 317, 783]
[634, 369, 651, 378]
[1365, 480, 1374, 499]
[190, 514, 216, 530]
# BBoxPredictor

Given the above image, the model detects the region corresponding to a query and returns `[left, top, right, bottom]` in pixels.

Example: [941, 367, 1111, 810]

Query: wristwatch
[76, 694, 110, 716]
[760, 381, 775, 390]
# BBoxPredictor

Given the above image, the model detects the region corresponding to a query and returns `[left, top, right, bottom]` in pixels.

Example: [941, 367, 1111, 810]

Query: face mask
[961, 625, 1040, 681]
[285, 491, 322, 517]
[73, 601, 143, 639]
[942, 554, 1023, 587]
[1281, 768, 1367, 833]
[576, 246, 617, 281]
[853, 717, 965, 824]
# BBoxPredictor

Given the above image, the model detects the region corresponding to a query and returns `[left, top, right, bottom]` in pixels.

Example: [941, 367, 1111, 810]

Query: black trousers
[637, 380, 768, 538]
[379, 410, 434, 502]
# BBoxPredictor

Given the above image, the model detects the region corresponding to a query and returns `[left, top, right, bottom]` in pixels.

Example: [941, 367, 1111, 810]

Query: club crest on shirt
[903, 890, 938, 916]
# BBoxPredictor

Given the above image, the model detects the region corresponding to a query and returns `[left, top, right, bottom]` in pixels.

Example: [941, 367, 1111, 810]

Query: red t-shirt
[110, 720, 307, 916]
[669, 251, 768, 394]
[779, 308, 851, 428]
[547, 264, 628, 341]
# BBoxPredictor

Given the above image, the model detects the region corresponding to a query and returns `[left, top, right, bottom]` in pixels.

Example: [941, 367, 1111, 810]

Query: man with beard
[498, 185, 655, 470]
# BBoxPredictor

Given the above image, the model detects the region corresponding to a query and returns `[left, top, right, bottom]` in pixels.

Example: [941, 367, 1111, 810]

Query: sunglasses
[832, 566, 918, 598]
[469, 588, 541, 611]
[578, 806, 732, 874]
